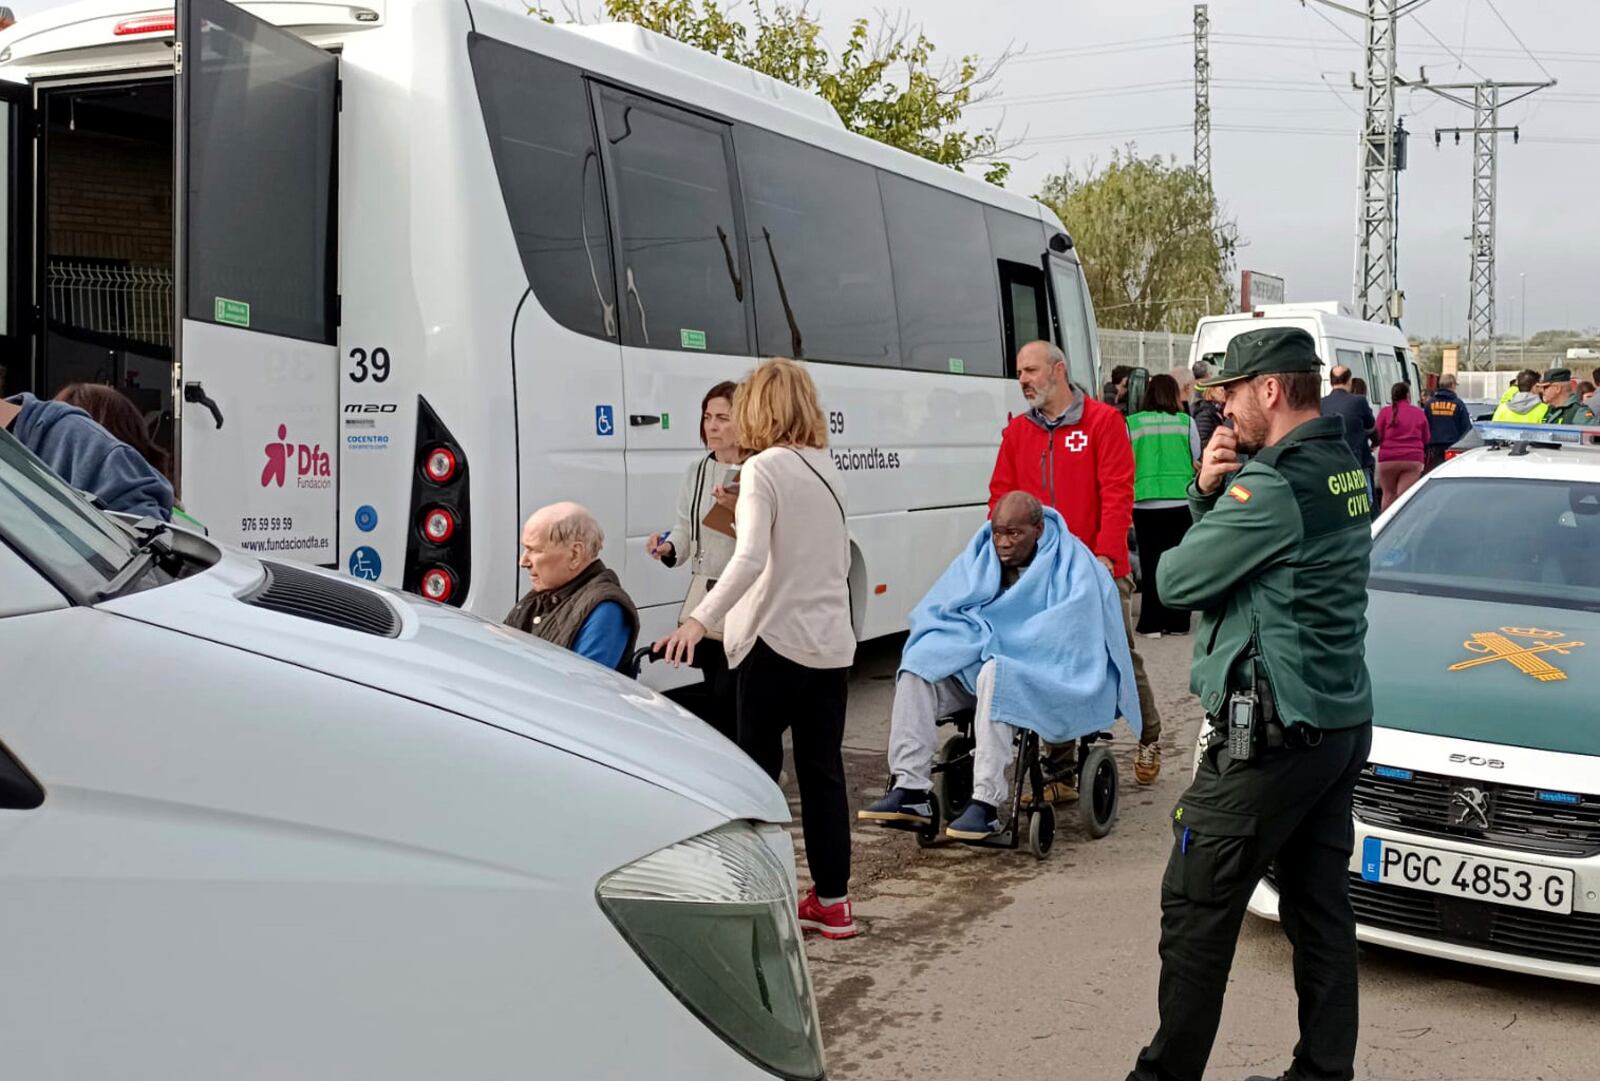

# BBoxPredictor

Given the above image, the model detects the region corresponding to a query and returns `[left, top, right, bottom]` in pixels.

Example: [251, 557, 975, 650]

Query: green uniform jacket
[1155, 416, 1373, 729]
[1545, 398, 1598, 426]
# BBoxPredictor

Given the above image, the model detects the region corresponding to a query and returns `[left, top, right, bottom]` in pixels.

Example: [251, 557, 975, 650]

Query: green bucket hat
[1198, 327, 1323, 388]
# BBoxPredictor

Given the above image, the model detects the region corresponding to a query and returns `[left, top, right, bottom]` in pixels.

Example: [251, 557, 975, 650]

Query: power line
[1484, 0, 1555, 81]
[1410, 16, 1488, 81]
[971, 80, 1190, 109]
[1011, 124, 1191, 147]
[1005, 36, 1189, 66]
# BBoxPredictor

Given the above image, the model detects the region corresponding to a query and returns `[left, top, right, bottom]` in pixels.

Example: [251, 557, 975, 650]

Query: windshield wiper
[93, 518, 177, 602]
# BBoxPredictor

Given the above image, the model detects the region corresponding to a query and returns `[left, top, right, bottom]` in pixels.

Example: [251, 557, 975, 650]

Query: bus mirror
[1048, 232, 1073, 254]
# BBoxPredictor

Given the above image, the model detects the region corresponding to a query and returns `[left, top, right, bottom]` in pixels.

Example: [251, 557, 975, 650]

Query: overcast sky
[806, 0, 1600, 338]
[17, 0, 1597, 337]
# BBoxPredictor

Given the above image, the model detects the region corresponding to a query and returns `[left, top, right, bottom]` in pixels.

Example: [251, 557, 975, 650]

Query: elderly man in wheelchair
[860, 491, 1140, 853]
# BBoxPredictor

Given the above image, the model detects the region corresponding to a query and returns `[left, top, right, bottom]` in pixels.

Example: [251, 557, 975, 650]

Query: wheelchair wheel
[914, 792, 943, 849]
[1077, 746, 1119, 839]
[933, 732, 974, 822]
[1027, 804, 1056, 860]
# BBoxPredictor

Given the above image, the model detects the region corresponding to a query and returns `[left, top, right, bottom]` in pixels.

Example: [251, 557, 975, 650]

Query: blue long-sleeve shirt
[7, 393, 173, 521]
[571, 601, 631, 670]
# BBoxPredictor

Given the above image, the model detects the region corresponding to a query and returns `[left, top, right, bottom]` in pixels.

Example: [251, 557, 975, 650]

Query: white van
[0, 425, 824, 1079]
[1191, 302, 1420, 405]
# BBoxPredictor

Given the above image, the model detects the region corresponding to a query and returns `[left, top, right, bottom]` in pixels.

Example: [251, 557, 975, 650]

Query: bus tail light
[419, 566, 457, 604]
[423, 446, 458, 485]
[420, 506, 457, 544]
[114, 14, 176, 35]
[404, 398, 471, 607]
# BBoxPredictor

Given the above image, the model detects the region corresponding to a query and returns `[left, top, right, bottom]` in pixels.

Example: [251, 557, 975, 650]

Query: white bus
[0, 0, 1100, 654]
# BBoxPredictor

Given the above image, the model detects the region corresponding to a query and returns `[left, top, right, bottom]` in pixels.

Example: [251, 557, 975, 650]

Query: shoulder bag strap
[689, 453, 712, 569]
[786, 448, 855, 628]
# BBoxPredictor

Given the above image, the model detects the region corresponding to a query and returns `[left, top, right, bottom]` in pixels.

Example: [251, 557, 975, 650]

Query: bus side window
[879, 172, 1004, 377]
[735, 125, 898, 367]
[598, 91, 749, 356]
[997, 262, 1048, 376]
[469, 37, 617, 342]
[986, 208, 1049, 377]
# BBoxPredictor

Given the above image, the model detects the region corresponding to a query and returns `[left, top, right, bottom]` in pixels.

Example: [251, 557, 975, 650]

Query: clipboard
[702, 500, 736, 538]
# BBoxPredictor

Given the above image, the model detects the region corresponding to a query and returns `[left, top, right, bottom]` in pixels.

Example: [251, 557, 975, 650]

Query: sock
[818, 894, 848, 908]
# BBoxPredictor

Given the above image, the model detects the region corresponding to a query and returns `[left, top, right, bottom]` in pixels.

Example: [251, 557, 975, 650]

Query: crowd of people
[507, 343, 1230, 940]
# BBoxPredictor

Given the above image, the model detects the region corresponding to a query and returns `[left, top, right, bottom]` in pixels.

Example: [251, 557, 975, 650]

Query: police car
[1248, 422, 1600, 984]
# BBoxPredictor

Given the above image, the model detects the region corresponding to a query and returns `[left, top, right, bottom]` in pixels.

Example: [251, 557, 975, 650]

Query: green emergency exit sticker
[215, 297, 251, 328]
[680, 328, 707, 350]
[661, 412, 671, 431]
[948, 357, 965, 374]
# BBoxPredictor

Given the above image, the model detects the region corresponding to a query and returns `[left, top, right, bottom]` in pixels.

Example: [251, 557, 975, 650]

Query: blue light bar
[1536, 790, 1582, 805]
[1473, 421, 1600, 447]
[1373, 765, 1414, 781]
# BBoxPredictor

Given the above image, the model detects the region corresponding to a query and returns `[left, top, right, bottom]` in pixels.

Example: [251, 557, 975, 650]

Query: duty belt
[1202, 714, 1322, 753]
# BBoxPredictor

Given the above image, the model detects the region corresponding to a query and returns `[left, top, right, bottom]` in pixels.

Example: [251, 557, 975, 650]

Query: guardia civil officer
[1125, 327, 1373, 1081]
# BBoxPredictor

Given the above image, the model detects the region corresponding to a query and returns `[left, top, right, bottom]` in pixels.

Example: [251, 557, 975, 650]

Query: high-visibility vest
[1127, 410, 1195, 502]
[1491, 398, 1548, 424]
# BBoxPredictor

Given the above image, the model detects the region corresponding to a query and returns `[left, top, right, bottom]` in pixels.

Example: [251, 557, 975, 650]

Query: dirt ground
[777, 630, 1599, 1081]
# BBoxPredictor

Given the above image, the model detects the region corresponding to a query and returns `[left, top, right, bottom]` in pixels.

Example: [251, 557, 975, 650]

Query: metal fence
[47, 262, 174, 350]
[1097, 329, 1195, 379]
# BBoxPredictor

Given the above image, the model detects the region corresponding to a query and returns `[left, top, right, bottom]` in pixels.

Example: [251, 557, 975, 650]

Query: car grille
[1263, 869, 1600, 969]
[1352, 764, 1600, 858]
[245, 561, 400, 638]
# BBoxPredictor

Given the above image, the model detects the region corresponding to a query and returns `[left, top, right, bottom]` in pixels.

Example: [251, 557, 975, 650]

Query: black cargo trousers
[1128, 720, 1373, 1081]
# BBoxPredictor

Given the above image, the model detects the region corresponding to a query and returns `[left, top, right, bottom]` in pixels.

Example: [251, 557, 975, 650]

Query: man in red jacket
[989, 340, 1162, 783]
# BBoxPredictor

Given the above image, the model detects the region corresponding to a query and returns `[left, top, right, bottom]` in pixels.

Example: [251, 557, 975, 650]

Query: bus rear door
[175, 0, 338, 562]
[0, 80, 32, 400]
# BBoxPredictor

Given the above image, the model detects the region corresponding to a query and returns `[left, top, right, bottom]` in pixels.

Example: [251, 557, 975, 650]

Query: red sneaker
[797, 888, 858, 940]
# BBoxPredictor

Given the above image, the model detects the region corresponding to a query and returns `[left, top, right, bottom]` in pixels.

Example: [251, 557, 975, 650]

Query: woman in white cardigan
[646, 380, 743, 739]
[656, 357, 858, 940]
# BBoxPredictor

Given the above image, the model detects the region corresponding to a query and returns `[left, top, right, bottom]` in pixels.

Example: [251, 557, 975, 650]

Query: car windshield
[1370, 476, 1600, 611]
[0, 427, 137, 596]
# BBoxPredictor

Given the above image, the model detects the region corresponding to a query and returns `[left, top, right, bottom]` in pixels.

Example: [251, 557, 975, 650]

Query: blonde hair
[733, 357, 828, 452]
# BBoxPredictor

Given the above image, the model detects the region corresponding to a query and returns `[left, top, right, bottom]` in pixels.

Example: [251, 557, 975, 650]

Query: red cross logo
[1064, 431, 1089, 452]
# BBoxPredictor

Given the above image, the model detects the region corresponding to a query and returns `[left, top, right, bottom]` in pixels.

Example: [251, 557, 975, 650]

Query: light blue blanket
[900, 508, 1141, 743]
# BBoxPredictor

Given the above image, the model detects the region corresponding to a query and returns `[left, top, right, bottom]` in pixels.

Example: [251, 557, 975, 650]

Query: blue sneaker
[858, 787, 934, 827]
[946, 800, 1001, 841]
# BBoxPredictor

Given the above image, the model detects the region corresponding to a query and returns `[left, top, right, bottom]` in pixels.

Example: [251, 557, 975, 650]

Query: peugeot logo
[1449, 786, 1491, 830]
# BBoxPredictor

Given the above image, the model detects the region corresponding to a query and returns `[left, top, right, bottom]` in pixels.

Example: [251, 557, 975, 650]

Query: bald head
[519, 502, 605, 593]
[992, 491, 1045, 568]
[1329, 366, 1352, 388]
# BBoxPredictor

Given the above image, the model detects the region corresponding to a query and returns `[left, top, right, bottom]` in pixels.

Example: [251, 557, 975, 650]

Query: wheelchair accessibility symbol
[349, 546, 382, 581]
[595, 404, 615, 437]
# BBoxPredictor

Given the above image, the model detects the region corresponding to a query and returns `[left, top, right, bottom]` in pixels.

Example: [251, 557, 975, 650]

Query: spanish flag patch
[1227, 484, 1252, 503]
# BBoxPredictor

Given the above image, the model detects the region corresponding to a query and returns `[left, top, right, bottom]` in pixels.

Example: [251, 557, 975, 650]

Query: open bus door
[175, 0, 338, 562]
[0, 79, 32, 398]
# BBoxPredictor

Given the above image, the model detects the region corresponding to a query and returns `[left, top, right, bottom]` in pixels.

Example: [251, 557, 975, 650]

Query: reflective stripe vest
[1491, 398, 1548, 424]
[1127, 410, 1195, 502]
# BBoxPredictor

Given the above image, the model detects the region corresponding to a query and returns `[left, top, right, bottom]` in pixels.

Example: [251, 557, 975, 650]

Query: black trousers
[736, 638, 852, 899]
[1129, 721, 1373, 1081]
[666, 638, 739, 743]
[1133, 506, 1194, 635]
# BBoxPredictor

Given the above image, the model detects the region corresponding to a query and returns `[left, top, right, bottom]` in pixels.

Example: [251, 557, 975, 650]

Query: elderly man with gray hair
[505, 501, 639, 671]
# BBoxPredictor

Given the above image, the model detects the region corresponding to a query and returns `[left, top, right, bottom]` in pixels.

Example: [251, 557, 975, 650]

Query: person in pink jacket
[1374, 382, 1429, 511]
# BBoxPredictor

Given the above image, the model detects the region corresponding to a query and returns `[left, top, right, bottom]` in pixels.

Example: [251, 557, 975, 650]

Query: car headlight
[597, 821, 824, 1080]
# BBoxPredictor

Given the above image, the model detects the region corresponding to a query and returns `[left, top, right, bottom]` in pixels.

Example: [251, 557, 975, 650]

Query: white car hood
[102, 553, 789, 824]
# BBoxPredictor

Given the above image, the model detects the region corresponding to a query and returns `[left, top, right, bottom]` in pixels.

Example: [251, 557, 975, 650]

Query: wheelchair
[887, 709, 1120, 860]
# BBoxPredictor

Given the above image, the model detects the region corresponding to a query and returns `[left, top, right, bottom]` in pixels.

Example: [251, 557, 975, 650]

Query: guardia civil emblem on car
[1447, 627, 1584, 683]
